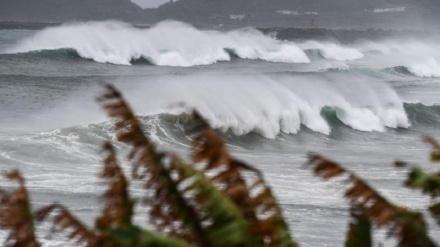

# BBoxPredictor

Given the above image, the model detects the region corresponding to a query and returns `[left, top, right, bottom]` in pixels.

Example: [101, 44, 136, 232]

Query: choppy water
[0, 21, 440, 246]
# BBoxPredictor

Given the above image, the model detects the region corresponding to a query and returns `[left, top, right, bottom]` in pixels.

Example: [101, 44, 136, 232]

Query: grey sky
[131, 0, 172, 8]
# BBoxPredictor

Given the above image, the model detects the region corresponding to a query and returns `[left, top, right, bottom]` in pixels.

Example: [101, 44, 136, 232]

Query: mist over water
[1, 21, 440, 246]
[6, 21, 310, 66]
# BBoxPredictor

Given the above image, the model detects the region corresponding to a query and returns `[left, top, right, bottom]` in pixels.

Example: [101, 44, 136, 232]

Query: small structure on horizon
[370, 6, 406, 13]
[229, 14, 246, 21]
[276, 10, 300, 15]
[310, 18, 316, 28]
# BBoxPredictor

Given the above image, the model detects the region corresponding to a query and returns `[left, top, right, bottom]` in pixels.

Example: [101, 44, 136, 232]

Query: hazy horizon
[131, 0, 172, 8]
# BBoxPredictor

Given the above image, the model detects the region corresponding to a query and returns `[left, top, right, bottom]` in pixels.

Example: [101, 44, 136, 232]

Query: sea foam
[100, 74, 411, 138]
[7, 21, 310, 66]
[358, 40, 440, 78]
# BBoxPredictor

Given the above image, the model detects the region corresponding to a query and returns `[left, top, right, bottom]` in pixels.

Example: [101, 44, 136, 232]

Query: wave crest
[110, 74, 411, 139]
[300, 41, 364, 61]
[6, 20, 310, 66]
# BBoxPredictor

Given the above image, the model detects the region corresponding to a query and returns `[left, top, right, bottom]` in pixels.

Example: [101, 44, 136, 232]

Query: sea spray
[357, 39, 440, 77]
[27, 73, 410, 139]
[6, 21, 310, 66]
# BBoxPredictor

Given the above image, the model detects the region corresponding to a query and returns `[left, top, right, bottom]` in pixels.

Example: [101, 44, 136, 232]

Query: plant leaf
[0, 170, 40, 247]
[405, 167, 440, 198]
[36, 204, 98, 246]
[429, 203, 440, 226]
[99, 84, 260, 246]
[345, 206, 372, 247]
[191, 112, 299, 247]
[96, 142, 135, 231]
[308, 154, 438, 247]
[424, 136, 440, 162]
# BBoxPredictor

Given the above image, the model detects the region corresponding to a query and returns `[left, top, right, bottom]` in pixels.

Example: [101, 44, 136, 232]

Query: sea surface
[0, 20, 440, 246]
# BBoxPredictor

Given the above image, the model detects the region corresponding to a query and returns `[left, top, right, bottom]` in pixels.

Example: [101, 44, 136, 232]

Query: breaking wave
[88, 74, 411, 139]
[5, 20, 310, 66]
[406, 58, 440, 78]
[9, 71, 412, 139]
[150, 103, 410, 139]
[383, 63, 440, 78]
[300, 41, 364, 61]
[358, 40, 440, 78]
[3, 20, 440, 78]
[141, 101, 438, 140]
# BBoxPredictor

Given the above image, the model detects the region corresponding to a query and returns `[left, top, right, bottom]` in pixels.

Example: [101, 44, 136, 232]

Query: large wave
[139, 101, 439, 143]
[22, 73, 409, 139]
[4, 20, 440, 78]
[5, 21, 310, 66]
[357, 40, 440, 78]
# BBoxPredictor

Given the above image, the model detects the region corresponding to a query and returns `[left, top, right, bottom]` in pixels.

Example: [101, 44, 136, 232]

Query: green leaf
[406, 167, 440, 198]
[173, 161, 258, 247]
[429, 203, 440, 226]
[110, 226, 192, 247]
[345, 206, 372, 247]
[431, 152, 440, 162]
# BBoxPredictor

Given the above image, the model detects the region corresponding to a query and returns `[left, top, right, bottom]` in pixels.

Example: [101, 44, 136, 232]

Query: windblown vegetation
[0, 85, 439, 247]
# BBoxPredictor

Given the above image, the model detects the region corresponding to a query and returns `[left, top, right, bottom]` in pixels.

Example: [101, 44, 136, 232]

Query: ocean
[0, 20, 439, 246]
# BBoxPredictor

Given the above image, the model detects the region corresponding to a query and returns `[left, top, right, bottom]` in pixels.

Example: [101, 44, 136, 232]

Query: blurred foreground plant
[307, 136, 440, 247]
[0, 85, 297, 247]
[0, 85, 438, 247]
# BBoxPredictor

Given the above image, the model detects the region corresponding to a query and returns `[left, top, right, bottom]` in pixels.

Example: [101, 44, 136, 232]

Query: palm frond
[171, 158, 257, 246]
[424, 136, 440, 162]
[36, 204, 98, 246]
[98, 84, 220, 246]
[191, 112, 298, 247]
[405, 167, 440, 198]
[96, 142, 135, 231]
[0, 170, 40, 247]
[398, 137, 440, 227]
[111, 226, 192, 247]
[345, 206, 372, 247]
[429, 203, 440, 226]
[308, 154, 437, 247]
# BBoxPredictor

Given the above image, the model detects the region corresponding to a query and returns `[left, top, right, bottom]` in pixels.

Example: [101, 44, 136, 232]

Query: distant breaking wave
[5, 21, 310, 66]
[357, 40, 440, 78]
[3, 20, 440, 77]
[299, 41, 364, 61]
[2, 47, 438, 77]
[384, 64, 440, 78]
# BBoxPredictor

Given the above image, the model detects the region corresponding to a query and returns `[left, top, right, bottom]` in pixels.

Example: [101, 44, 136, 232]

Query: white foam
[106, 74, 410, 138]
[357, 39, 440, 78]
[408, 57, 440, 78]
[7, 21, 310, 66]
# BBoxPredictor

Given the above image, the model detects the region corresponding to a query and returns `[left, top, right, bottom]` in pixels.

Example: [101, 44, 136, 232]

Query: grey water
[0, 21, 440, 246]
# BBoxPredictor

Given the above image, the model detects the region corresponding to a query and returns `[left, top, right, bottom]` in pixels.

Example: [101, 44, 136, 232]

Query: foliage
[0, 85, 297, 247]
[395, 136, 440, 227]
[0, 84, 439, 247]
[0, 171, 39, 247]
[307, 135, 440, 247]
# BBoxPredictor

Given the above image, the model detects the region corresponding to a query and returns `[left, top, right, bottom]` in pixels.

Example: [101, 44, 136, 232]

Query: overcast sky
[131, 0, 172, 8]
